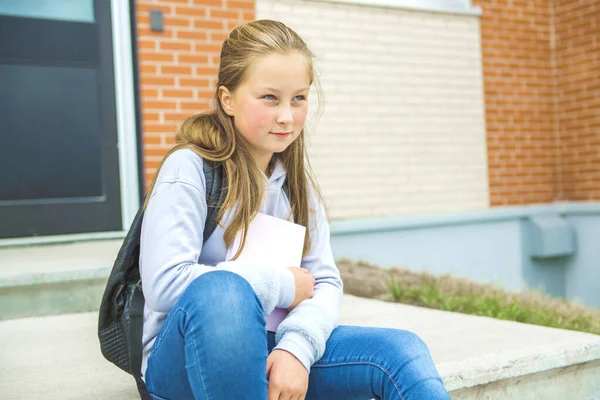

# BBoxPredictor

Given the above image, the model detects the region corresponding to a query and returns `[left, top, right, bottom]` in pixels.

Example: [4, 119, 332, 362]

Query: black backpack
[98, 159, 290, 399]
[97, 160, 227, 399]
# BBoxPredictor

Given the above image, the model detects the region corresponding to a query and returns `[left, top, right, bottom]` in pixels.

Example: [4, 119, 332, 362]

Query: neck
[254, 153, 275, 177]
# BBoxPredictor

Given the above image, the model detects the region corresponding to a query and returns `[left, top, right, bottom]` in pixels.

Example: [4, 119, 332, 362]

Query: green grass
[385, 272, 600, 335]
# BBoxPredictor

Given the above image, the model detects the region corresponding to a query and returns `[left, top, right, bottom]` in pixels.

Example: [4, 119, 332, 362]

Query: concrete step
[1, 295, 599, 399]
[0, 240, 121, 320]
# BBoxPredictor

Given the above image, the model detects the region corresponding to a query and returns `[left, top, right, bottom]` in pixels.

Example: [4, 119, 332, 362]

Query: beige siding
[257, 0, 489, 219]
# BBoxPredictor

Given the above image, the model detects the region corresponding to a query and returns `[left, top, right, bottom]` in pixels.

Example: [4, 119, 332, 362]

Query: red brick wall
[473, 0, 560, 206]
[555, 0, 600, 201]
[474, 0, 600, 206]
[135, 0, 254, 189]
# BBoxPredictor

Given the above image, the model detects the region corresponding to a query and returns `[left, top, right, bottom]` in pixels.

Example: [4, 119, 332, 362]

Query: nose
[277, 104, 294, 126]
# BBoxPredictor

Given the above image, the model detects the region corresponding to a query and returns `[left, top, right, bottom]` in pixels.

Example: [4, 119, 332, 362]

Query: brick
[164, 135, 177, 145]
[143, 147, 171, 157]
[164, 112, 194, 122]
[162, 89, 195, 98]
[142, 100, 178, 110]
[193, 19, 223, 30]
[193, 0, 223, 6]
[179, 78, 211, 87]
[174, 6, 208, 17]
[143, 124, 170, 133]
[178, 54, 210, 64]
[139, 64, 157, 74]
[197, 89, 215, 99]
[209, 9, 240, 19]
[142, 112, 160, 121]
[159, 41, 193, 51]
[194, 43, 223, 53]
[228, 1, 254, 10]
[143, 136, 162, 146]
[210, 31, 228, 42]
[137, 27, 175, 38]
[138, 52, 175, 63]
[141, 76, 176, 86]
[138, 39, 156, 49]
[160, 65, 193, 75]
[195, 66, 219, 75]
[181, 100, 213, 110]
[141, 88, 159, 98]
[163, 16, 192, 27]
[176, 29, 208, 40]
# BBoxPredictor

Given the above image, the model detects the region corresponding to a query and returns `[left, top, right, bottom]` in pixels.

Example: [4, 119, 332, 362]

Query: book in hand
[225, 212, 306, 332]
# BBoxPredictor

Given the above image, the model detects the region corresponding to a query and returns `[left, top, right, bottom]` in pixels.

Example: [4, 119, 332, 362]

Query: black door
[0, 1, 122, 238]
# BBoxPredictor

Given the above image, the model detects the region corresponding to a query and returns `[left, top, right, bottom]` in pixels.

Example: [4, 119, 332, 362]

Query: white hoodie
[139, 149, 344, 376]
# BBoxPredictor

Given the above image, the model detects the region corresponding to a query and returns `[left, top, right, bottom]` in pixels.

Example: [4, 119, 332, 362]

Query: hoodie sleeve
[139, 150, 295, 316]
[273, 193, 344, 371]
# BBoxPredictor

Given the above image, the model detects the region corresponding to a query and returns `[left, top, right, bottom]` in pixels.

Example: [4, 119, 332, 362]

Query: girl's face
[219, 52, 310, 173]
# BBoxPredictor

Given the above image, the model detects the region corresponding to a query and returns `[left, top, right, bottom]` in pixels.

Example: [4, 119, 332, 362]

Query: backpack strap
[130, 288, 151, 400]
[203, 160, 227, 242]
[202, 161, 292, 241]
[282, 179, 290, 200]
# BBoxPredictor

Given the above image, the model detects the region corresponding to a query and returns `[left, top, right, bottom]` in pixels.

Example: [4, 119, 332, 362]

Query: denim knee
[183, 270, 257, 306]
[383, 330, 448, 398]
[178, 270, 263, 325]
[381, 330, 436, 371]
[397, 331, 430, 356]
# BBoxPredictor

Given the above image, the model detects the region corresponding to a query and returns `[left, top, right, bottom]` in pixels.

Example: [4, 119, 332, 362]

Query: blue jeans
[145, 271, 450, 400]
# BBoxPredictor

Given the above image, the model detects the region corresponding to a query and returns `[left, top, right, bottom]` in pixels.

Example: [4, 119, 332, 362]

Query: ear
[218, 85, 235, 117]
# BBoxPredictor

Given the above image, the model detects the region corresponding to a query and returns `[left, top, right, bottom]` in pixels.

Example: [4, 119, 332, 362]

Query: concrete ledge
[340, 295, 600, 397]
[0, 272, 108, 320]
[0, 240, 120, 320]
[450, 359, 600, 399]
[331, 202, 600, 235]
[1, 296, 599, 399]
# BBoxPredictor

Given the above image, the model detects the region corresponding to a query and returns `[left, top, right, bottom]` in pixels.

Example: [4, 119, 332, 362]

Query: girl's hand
[266, 349, 309, 400]
[286, 267, 315, 312]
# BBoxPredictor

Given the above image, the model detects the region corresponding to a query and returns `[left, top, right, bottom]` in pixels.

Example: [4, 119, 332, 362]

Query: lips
[271, 132, 291, 137]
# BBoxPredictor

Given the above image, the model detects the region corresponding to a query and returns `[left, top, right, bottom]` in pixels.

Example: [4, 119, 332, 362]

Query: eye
[263, 94, 277, 101]
[294, 95, 306, 101]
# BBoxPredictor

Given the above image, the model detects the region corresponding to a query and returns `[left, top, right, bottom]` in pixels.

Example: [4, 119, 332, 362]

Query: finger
[266, 356, 273, 379]
[294, 385, 307, 400]
[267, 381, 279, 400]
[282, 385, 299, 400]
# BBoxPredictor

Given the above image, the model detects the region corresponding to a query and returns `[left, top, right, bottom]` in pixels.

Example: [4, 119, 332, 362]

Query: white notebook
[225, 212, 306, 332]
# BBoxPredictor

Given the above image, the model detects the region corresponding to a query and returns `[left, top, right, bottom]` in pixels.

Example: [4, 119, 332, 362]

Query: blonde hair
[144, 20, 325, 260]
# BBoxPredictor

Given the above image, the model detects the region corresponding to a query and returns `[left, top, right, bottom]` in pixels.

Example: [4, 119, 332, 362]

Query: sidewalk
[1, 294, 599, 399]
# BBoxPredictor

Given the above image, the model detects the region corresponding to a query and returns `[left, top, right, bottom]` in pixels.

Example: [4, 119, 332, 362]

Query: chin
[272, 144, 293, 154]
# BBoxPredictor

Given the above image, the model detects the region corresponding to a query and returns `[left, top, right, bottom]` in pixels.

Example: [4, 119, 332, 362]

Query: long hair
[144, 20, 325, 260]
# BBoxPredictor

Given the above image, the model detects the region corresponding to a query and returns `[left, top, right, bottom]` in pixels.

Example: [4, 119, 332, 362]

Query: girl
[140, 19, 450, 400]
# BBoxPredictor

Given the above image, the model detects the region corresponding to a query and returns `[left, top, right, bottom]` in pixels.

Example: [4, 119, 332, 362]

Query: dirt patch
[337, 258, 600, 333]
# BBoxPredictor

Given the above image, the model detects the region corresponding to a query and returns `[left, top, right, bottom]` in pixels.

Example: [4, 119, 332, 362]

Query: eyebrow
[259, 87, 309, 93]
